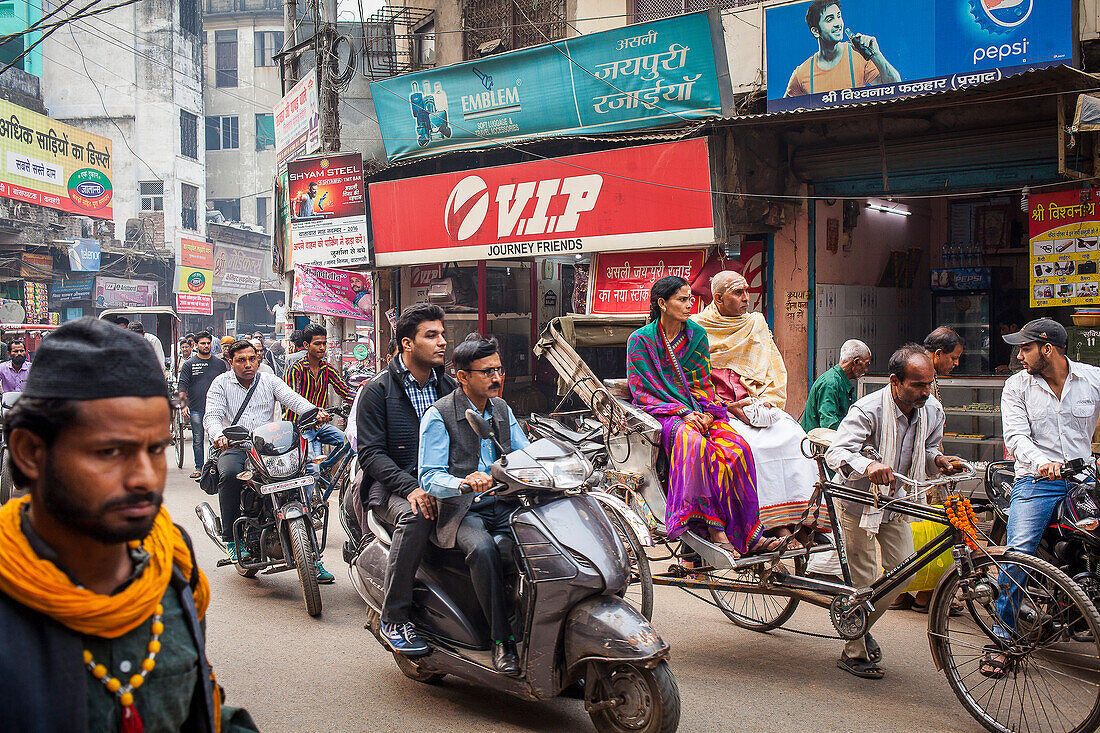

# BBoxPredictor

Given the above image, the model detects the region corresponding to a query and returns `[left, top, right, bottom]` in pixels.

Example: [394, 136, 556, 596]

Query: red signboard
[369, 139, 714, 267]
[589, 248, 708, 315]
[181, 237, 213, 269]
[176, 293, 213, 316]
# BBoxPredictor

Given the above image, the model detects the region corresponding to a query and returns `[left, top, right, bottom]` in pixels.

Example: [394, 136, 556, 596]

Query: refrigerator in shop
[930, 267, 1009, 375]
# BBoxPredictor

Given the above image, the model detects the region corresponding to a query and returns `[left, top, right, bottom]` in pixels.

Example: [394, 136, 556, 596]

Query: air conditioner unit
[426, 278, 456, 305]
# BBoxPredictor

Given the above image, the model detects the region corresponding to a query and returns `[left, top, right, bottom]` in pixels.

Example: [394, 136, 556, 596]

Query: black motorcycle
[196, 407, 329, 617]
[987, 457, 1100, 606]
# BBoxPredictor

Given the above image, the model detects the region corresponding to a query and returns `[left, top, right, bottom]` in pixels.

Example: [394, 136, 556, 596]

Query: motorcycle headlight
[547, 454, 590, 489]
[508, 467, 553, 487]
[261, 451, 301, 479]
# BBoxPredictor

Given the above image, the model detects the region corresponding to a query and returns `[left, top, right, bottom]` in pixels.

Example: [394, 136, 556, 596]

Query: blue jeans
[994, 477, 1068, 640]
[189, 409, 205, 469]
[302, 423, 350, 488]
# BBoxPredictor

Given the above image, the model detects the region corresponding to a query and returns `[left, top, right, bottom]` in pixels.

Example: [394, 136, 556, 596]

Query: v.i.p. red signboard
[368, 139, 714, 267]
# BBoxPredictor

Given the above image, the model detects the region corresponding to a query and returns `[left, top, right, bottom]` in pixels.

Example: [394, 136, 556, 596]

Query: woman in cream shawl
[692, 271, 825, 546]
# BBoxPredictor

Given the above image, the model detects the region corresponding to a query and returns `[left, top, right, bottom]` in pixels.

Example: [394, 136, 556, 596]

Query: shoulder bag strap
[231, 375, 262, 425]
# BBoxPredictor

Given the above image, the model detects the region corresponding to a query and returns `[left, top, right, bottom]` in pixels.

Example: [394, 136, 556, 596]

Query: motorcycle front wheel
[586, 660, 679, 733]
[288, 516, 322, 617]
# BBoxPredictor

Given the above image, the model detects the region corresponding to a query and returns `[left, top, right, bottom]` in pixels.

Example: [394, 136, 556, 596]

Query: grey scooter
[349, 410, 680, 733]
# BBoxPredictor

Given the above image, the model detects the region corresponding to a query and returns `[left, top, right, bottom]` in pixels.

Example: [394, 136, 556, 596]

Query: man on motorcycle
[418, 334, 529, 677]
[985, 318, 1100, 677]
[354, 303, 454, 657]
[204, 339, 335, 582]
[283, 323, 354, 495]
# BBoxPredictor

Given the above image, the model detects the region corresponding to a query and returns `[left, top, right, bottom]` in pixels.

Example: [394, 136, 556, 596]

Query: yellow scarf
[0, 495, 210, 639]
[691, 302, 788, 409]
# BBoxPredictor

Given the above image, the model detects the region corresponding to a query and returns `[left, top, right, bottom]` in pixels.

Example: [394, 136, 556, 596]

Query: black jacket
[355, 357, 456, 508]
[0, 528, 220, 733]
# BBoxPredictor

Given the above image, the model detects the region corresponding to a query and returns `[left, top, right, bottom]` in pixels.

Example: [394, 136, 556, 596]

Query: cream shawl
[691, 302, 788, 409]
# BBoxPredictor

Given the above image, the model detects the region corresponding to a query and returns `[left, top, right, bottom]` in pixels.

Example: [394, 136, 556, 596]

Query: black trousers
[217, 448, 249, 542]
[454, 500, 514, 642]
[376, 493, 434, 625]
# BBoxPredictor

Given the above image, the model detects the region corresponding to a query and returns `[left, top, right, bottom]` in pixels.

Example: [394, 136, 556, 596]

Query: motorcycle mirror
[465, 408, 494, 439]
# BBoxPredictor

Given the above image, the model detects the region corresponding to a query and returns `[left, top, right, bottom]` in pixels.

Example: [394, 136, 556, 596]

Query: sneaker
[316, 562, 335, 584]
[380, 621, 430, 657]
[226, 542, 239, 563]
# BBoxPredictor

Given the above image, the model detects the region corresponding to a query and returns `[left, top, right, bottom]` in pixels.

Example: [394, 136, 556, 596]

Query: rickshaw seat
[806, 428, 838, 450]
[602, 378, 630, 399]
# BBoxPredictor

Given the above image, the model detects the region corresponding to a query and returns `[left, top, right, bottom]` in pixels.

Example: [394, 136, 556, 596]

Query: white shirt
[1001, 357, 1100, 478]
[272, 303, 286, 326]
[144, 332, 166, 367]
[203, 370, 315, 441]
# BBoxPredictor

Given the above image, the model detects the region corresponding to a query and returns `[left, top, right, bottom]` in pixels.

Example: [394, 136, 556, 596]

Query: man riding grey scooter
[355, 304, 453, 657]
[418, 334, 529, 676]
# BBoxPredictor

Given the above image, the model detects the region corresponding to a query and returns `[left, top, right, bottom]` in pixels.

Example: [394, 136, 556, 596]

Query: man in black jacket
[355, 303, 453, 657]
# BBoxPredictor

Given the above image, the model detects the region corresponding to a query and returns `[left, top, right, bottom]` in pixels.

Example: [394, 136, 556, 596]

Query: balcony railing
[205, 0, 281, 15]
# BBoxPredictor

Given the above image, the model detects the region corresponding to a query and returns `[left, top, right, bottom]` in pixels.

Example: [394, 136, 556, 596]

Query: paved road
[165, 446, 980, 733]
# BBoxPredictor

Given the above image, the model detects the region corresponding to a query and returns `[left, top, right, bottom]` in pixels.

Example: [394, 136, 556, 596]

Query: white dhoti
[729, 411, 823, 531]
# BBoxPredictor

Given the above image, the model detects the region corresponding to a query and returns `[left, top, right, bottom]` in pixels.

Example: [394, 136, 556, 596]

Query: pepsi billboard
[765, 0, 1074, 112]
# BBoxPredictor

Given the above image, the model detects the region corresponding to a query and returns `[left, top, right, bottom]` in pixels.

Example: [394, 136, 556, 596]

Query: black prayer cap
[22, 316, 170, 401]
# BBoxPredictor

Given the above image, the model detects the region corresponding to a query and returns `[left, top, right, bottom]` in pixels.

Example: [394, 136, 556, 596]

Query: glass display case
[857, 375, 1007, 462]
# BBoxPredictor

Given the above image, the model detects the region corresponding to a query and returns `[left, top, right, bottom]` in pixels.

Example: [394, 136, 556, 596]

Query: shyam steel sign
[369, 139, 714, 267]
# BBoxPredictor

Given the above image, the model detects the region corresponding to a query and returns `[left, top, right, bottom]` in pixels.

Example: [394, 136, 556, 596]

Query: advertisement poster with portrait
[95, 277, 157, 308]
[765, 0, 1073, 112]
[287, 152, 370, 269]
[291, 264, 374, 323]
[1028, 189, 1100, 308]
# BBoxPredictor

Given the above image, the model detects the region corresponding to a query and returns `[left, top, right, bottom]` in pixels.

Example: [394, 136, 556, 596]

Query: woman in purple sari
[626, 276, 775, 557]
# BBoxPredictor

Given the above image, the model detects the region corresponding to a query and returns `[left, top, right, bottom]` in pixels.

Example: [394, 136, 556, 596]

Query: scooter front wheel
[586, 660, 679, 733]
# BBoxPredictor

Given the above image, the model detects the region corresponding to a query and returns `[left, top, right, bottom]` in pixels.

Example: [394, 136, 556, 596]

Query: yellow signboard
[0, 99, 113, 219]
[178, 266, 213, 296]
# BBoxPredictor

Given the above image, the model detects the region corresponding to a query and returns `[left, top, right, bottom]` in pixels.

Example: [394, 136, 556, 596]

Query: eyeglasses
[466, 366, 505, 377]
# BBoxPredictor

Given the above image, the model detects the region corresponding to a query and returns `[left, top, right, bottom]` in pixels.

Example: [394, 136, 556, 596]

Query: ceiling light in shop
[866, 203, 911, 217]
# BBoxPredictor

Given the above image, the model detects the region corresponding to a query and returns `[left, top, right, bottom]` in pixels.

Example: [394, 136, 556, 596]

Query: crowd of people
[0, 269, 1096, 727]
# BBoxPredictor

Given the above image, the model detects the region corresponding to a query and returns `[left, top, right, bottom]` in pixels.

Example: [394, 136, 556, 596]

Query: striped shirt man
[284, 357, 355, 422]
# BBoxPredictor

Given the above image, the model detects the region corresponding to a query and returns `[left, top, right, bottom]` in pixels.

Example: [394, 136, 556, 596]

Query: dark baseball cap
[1002, 317, 1068, 349]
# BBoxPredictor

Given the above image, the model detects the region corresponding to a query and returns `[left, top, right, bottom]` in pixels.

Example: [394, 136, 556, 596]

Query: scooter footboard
[564, 596, 668, 673]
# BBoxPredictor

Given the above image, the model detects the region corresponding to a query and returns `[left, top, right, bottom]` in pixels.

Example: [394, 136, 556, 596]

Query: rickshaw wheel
[709, 555, 805, 632]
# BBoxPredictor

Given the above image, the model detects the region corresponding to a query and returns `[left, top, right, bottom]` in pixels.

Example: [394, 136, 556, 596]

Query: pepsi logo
[977, 0, 1032, 29]
[444, 175, 489, 241]
[76, 181, 104, 198]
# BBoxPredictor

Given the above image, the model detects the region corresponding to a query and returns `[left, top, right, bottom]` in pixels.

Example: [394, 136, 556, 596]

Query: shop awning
[718, 65, 1099, 127]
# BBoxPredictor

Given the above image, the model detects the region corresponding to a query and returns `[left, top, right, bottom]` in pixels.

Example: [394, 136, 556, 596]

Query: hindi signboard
[178, 237, 214, 315]
[287, 152, 369, 268]
[588, 249, 708, 315]
[765, 0, 1073, 113]
[0, 99, 114, 219]
[291, 264, 374, 322]
[371, 11, 729, 161]
[1028, 189, 1100, 307]
[274, 75, 320, 165]
[95, 277, 157, 308]
[213, 242, 266, 294]
[369, 139, 714, 267]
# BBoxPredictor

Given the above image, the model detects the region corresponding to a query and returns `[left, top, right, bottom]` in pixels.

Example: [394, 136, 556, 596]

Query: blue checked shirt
[397, 355, 439, 419]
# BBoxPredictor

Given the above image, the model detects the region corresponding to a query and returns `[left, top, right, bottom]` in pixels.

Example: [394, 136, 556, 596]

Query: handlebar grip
[458, 482, 473, 494]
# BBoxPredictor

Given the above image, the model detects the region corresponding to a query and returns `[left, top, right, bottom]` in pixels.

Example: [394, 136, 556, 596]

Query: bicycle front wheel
[173, 409, 185, 469]
[930, 550, 1100, 733]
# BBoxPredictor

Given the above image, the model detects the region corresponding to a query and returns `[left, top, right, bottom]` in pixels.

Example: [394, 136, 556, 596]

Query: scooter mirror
[465, 408, 494, 440]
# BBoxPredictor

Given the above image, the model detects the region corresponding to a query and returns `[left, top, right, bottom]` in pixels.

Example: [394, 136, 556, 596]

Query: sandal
[711, 541, 742, 560]
[189, 470, 201, 479]
[979, 645, 1010, 679]
[748, 536, 783, 554]
[837, 654, 885, 679]
[890, 593, 915, 611]
[865, 633, 882, 664]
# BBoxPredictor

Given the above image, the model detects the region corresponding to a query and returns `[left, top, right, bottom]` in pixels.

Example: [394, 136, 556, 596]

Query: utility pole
[282, 0, 299, 94]
[317, 0, 341, 152]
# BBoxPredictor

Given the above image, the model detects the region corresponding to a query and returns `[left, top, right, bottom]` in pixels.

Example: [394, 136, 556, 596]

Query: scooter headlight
[508, 467, 553, 487]
[546, 453, 590, 489]
[261, 451, 301, 479]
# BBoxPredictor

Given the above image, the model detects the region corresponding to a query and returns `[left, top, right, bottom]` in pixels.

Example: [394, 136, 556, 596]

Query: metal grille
[360, 6, 432, 79]
[462, 0, 566, 61]
[634, 0, 757, 23]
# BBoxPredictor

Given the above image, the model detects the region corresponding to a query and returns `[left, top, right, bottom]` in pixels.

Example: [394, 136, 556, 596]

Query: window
[254, 30, 283, 67]
[180, 0, 199, 35]
[205, 115, 239, 151]
[256, 197, 269, 231]
[462, 0, 565, 60]
[211, 198, 241, 222]
[215, 30, 238, 87]
[180, 110, 198, 159]
[140, 181, 164, 212]
[414, 20, 435, 68]
[254, 113, 275, 151]
[181, 184, 198, 231]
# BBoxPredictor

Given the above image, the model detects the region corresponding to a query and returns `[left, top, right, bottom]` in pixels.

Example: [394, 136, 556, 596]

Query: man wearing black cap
[985, 318, 1100, 677]
[0, 317, 256, 732]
